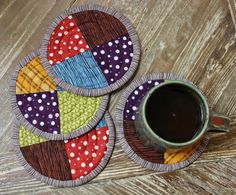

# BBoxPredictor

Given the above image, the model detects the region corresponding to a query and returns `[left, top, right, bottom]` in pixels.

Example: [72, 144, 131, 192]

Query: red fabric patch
[48, 15, 90, 66]
[64, 126, 109, 180]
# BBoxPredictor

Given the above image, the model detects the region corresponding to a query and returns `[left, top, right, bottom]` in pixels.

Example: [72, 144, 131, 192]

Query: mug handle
[207, 111, 230, 132]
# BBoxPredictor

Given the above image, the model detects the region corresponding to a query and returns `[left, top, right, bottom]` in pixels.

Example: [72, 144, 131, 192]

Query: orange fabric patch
[16, 57, 56, 94]
[164, 141, 201, 164]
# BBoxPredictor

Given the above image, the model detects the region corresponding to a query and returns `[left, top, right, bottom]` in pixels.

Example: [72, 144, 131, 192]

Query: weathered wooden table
[0, 0, 236, 194]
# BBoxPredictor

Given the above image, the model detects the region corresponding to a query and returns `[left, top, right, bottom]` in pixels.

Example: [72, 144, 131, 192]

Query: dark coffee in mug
[145, 83, 203, 143]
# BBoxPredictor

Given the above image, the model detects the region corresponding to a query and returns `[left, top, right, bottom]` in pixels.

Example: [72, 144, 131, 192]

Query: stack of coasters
[10, 4, 140, 187]
[10, 51, 113, 187]
[115, 73, 209, 172]
[10, 50, 108, 140]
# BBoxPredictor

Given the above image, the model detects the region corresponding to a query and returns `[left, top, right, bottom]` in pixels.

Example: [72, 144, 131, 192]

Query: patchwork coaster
[12, 112, 115, 187]
[40, 4, 140, 96]
[10, 50, 108, 140]
[115, 73, 209, 172]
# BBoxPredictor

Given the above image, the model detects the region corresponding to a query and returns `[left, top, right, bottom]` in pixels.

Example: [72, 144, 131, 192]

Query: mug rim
[140, 80, 210, 148]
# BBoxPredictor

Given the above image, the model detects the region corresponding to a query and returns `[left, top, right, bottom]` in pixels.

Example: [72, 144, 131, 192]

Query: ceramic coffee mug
[135, 80, 230, 152]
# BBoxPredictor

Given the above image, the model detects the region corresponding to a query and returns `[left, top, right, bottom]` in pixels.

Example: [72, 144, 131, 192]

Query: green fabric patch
[19, 125, 47, 147]
[58, 91, 102, 134]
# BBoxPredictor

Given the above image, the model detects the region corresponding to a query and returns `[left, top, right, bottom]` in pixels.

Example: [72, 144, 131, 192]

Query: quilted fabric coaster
[40, 4, 140, 96]
[12, 112, 114, 187]
[10, 50, 108, 140]
[115, 73, 209, 172]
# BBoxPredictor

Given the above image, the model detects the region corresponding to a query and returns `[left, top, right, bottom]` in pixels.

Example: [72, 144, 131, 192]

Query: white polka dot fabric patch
[13, 112, 115, 187]
[40, 5, 140, 96]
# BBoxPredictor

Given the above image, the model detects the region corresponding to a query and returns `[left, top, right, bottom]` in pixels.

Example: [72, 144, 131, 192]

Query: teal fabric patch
[56, 86, 64, 91]
[53, 51, 108, 89]
[95, 119, 107, 129]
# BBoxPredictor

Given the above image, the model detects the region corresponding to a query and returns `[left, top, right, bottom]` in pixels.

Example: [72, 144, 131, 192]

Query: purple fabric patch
[124, 80, 164, 120]
[16, 91, 60, 134]
[91, 34, 133, 85]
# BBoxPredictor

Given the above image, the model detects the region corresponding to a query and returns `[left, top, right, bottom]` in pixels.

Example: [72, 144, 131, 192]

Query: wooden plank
[0, 157, 235, 194]
[0, 0, 16, 17]
[228, 0, 236, 29]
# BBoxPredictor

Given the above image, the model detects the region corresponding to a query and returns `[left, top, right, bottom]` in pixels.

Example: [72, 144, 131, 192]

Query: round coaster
[10, 50, 108, 140]
[115, 73, 209, 172]
[12, 112, 115, 187]
[40, 4, 140, 96]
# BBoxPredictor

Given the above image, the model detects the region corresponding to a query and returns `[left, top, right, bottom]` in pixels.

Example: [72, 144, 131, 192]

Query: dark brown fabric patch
[21, 141, 72, 181]
[73, 10, 128, 48]
[124, 120, 164, 163]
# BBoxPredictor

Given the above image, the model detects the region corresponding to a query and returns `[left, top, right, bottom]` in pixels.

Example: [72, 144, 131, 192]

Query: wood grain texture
[228, 0, 236, 28]
[0, 0, 236, 194]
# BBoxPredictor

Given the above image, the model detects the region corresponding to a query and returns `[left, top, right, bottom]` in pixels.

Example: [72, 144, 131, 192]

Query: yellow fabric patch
[58, 91, 102, 134]
[19, 125, 47, 147]
[16, 57, 56, 94]
[164, 141, 201, 164]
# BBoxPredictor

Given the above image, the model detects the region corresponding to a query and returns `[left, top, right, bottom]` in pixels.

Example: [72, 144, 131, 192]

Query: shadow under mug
[135, 80, 230, 152]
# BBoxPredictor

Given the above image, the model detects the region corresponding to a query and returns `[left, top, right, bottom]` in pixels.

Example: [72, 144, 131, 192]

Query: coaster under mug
[115, 73, 209, 172]
[12, 112, 115, 187]
[10, 50, 108, 140]
[40, 4, 140, 96]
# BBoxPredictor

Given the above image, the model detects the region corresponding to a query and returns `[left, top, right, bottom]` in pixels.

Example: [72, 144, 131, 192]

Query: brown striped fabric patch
[124, 120, 164, 163]
[20, 140, 72, 181]
[73, 10, 128, 49]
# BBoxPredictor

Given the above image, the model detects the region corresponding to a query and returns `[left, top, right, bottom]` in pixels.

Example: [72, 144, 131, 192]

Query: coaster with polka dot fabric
[12, 112, 114, 187]
[115, 73, 209, 172]
[40, 4, 140, 96]
[10, 50, 108, 140]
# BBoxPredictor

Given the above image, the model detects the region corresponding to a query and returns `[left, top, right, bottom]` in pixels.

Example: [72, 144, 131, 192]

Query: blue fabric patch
[95, 119, 107, 129]
[56, 86, 64, 91]
[52, 51, 108, 89]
